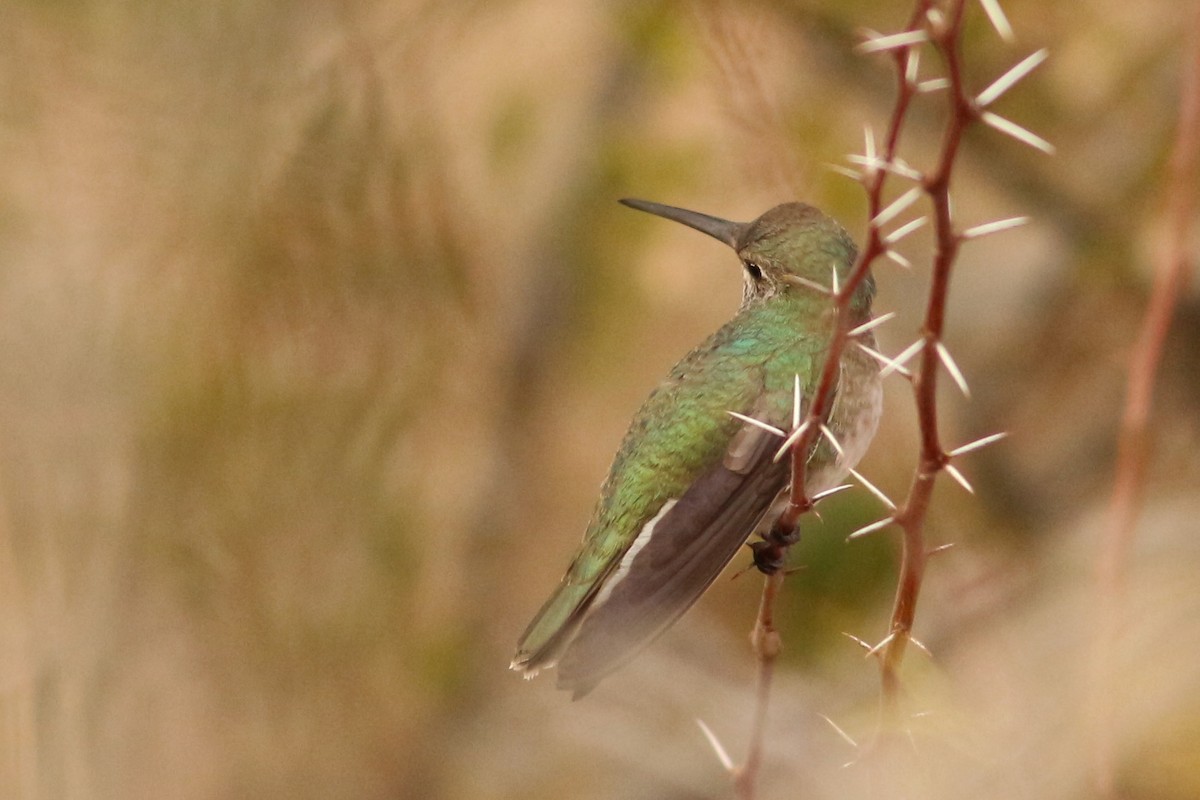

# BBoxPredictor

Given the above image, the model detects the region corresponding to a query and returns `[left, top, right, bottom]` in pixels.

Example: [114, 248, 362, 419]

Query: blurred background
[0, 1, 1198, 798]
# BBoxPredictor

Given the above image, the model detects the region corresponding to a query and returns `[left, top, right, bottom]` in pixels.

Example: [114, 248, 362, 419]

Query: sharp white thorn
[826, 162, 864, 181]
[905, 49, 921, 87]
[847, 517, 894, 541]
[936, 342, 971, 397]
[849, 311, 896, 338]
[842, 632, 873, 652]
[785, 274, 834, 296]
[850, 468, 897, 510]
[812, 484, 853, 503]
[928, 542, 956, 556]
[889, 158, 923, 180]
[831, 263, 840, 295]
[978, 0, 1015, 42]
[977, 49, 1049, 107]
[880, 339, 925, 379]
[862, 124, 877, 175]
[918, 77, 950, 93]
[910, 637, 933, 657]
[865, 632, 896, 657]
[884, 216, 928, 244]
[948, 431, 1008, 458]
[773, 421, 811, 463]
[857, 28, 929, 54]
[962, 216, 1030, 240]
[727, 411, 787, 438]
[885, 249, 913, 269]
[818, 714, 860, 749]
[943, 463, 975, 494]
[793, 375, 803, 430]
[820, 424, 845, 456]
[981, 111, 1056, 154]
[857, 343, 914, 378]
[872, 187, 923, 228]
[846, 154, 884, 169]
[847, 155, 922, 181]
[696, 719, 735, 773]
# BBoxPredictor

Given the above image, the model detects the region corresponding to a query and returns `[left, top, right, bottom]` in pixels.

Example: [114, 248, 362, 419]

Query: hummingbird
[512, 198, 882, 698]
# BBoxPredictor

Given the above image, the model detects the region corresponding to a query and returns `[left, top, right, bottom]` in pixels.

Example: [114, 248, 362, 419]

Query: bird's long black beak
[620, 198, 746, 250]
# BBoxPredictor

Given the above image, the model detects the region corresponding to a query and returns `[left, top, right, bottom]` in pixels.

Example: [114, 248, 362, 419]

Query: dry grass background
[0, 1, 1197, 798]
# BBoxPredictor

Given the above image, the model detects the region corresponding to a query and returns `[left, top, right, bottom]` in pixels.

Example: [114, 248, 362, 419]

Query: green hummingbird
[512, 199, 882, 697]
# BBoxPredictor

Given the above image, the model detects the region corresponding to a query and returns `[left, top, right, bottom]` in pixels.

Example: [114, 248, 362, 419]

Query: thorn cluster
[836, 0, 1039, 724]
[723, 1, 1041, 792]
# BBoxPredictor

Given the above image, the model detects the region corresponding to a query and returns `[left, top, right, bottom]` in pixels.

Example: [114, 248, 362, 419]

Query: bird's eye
[745, 262, 763, 281]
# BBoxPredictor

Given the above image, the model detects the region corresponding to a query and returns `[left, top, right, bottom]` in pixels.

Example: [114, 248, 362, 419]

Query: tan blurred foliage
[0, 1, 1196, 798]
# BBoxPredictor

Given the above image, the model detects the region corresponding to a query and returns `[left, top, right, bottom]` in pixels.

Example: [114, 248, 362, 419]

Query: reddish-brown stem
[732, 0, 1003, 788]
[1091, 6, 1200, 795]
[778, 1, 927, 535]
[877, 0, 973, 716]
[733, 6, 930, 795]
[734, 571, 784, 800]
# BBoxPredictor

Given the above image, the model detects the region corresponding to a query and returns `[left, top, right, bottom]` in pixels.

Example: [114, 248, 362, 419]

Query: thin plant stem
[878, 0, 973, 717]
[734, 571, 784, 800]
[1091, 5, 1200, 795]
[730, 0, 1044, 787]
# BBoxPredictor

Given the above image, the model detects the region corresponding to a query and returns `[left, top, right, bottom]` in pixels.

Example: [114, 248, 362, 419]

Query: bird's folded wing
[556, 421, 790, 697]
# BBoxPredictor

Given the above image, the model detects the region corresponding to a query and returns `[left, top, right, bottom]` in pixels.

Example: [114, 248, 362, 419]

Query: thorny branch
[733, 5, 926, 797]
[1091, 5, 1200, 796]
[726, 1, 1050, 795]
[877, 0, 975, 719]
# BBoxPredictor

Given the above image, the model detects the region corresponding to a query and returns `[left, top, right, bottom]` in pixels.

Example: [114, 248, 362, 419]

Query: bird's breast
[809, 332, 884, 495]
